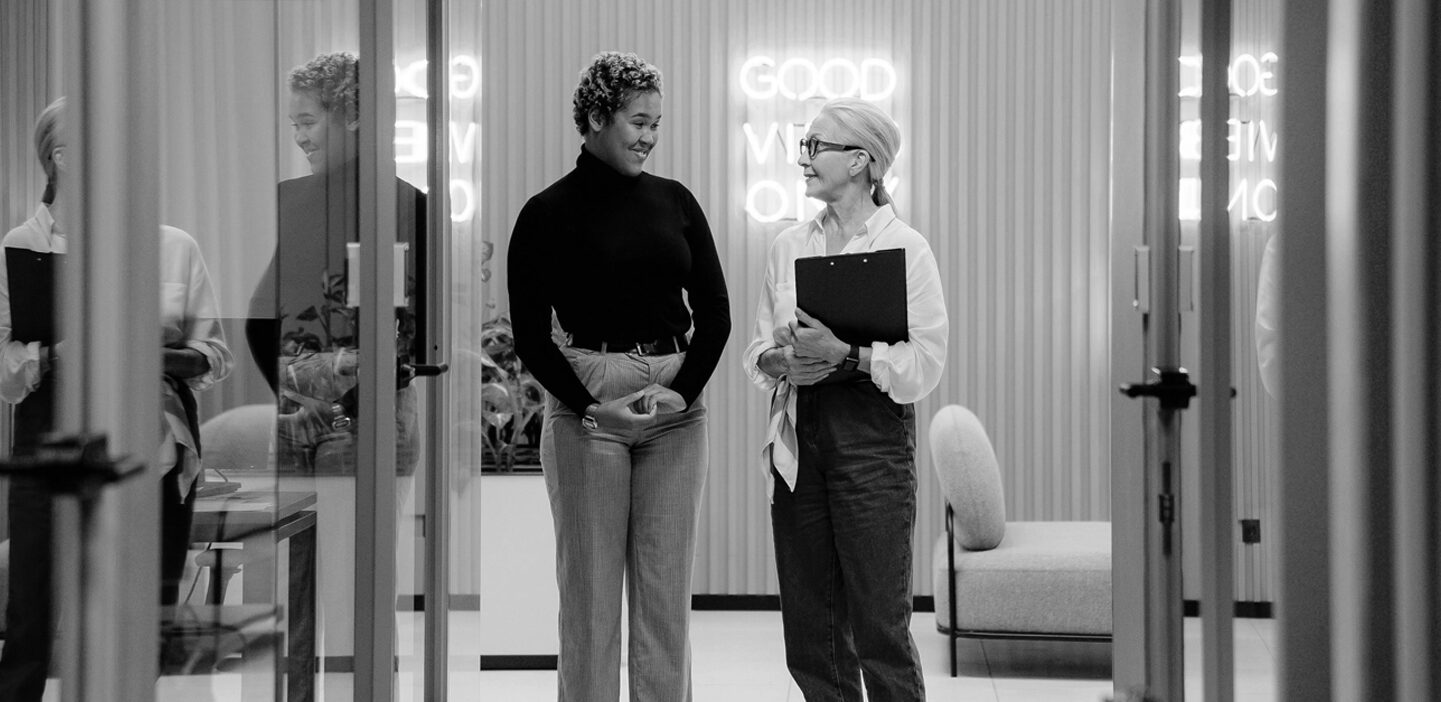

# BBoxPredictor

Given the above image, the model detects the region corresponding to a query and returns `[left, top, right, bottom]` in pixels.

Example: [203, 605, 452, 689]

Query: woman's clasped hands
[587, 383, 688, 431]
[765, 309, 849, 386]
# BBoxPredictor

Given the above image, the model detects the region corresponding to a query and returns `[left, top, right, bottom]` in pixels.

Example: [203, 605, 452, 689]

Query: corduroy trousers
[540, 347, 708, 702]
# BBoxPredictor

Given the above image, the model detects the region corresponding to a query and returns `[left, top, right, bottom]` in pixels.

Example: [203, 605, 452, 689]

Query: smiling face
[797, 112, 871, 205]
[289, 90, 356, 174]
[584, 90, 662, 176]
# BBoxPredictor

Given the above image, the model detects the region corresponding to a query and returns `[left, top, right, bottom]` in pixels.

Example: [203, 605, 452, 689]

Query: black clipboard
[6, 248, 58, 344]
[795, 248, 907, 383]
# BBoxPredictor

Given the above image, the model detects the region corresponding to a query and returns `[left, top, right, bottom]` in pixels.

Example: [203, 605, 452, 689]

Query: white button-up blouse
[0, 205, 233, 494]
[742, 204, 948, 498]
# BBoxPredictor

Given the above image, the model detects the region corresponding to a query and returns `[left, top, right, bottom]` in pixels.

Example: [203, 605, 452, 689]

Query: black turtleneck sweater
[246, 160, 425, 394]
[507, 148, 730, 415]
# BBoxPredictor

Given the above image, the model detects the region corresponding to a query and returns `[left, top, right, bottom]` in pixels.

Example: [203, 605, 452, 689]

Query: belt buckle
[636, 341, 659, 355]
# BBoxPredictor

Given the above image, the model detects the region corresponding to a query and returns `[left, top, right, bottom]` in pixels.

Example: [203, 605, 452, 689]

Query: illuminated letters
[740, 54, 901, 221]
[450, 55, 481, 100]
[1177, 52, 1279, 98]
[451, 121, 479, 165]
[743, 122, 783, 164]
[395, 120, 428, 164]
[450, 179, 476, 223]
[395, 55, 483, 100]
[391, 55, 482, 222]
[1177, 52, 1280, 223]
[740, 55, 897, 102]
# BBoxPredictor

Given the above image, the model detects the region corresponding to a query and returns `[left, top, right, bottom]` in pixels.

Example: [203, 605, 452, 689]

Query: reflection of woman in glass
[246, 52, 425, 474]
[0, 98, 233, 700]
[508, 52, 730, 701]
[744, 97, 947, 701]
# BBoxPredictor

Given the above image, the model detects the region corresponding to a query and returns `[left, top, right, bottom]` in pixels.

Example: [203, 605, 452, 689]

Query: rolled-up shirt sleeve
[743, 227, 805, 393]
[868, 233, 948, 405]
[178, 231, 233, 391]
[0, 337, 41, 404]
[742, 270, 781, 393]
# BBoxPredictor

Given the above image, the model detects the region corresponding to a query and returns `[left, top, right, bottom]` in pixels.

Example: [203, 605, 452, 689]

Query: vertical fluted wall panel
[481, 0, 1116, 595]
[1, 0, 51, 263]
[0, 1, 51, 459]
[1228, 0, 1282, 605]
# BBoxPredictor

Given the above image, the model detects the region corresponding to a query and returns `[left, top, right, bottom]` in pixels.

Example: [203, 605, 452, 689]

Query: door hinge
[1158, 494, 1176, 524]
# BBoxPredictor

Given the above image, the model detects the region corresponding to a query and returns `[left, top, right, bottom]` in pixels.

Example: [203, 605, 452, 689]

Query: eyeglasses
[797, 137, 863, 159]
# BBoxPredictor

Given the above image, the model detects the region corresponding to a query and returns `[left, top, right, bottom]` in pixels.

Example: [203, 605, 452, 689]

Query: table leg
[287, 521, 317, 702]
[240, 538, 281, 702]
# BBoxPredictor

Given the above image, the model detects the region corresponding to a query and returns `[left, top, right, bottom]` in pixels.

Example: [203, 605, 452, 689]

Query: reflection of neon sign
[741, 55, 900, 222]
[1177, 53, 1278, 99]
[394, 56, 482, 100]
[1178, 52, 1278, 223]
[393, 55, 482, 223]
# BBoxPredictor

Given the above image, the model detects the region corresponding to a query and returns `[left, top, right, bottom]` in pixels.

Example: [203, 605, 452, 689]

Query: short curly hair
[289, 52, 360, 124]
[572, 52, 663, 135]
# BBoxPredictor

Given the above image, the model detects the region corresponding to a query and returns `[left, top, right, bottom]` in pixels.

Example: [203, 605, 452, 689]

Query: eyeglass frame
[797, 137, 864, 159]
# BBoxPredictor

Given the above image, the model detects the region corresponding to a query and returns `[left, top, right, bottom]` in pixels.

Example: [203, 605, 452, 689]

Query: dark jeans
[771, 381, 926, 702]
[0, 458, 196, 702]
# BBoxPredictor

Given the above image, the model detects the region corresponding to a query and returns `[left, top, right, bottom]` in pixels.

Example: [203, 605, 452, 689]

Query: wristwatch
[839, 344, 861, 372]
[581, 403, 601, 431]
[330, 403, 353, 430]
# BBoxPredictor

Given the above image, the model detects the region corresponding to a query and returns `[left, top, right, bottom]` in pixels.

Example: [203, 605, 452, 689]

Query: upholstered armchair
[928, 404, 1112, 676]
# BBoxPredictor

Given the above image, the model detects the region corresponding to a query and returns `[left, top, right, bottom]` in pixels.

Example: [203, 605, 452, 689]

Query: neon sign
[740, 56, 898, 101]
[393, 56, 482, 223]
[1178, 52, 1279, 223]
[394, 55, 482, 100]
[740, 55, 901, 222]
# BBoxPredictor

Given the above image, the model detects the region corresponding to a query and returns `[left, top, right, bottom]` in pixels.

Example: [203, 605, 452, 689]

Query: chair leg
[947, 503, 958, 677]
[196, 548, 242, 605]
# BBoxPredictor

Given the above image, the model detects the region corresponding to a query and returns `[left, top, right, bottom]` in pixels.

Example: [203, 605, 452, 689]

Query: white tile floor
[150, 612, 1278, 701]
[447, 612, 1277, 702]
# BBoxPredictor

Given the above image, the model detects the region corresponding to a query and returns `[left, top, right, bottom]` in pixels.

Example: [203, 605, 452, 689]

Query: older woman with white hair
[744, 97, 948, 701]
[0, 98, 232, 700]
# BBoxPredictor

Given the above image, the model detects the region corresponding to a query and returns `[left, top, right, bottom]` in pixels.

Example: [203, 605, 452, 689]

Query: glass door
[1176, 0, 1283, 699]
[2, 0, 468, 700]
[149, 0, 432, 699]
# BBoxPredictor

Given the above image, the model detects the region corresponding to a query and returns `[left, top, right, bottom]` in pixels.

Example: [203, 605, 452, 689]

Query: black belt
[571, 335, 688, 355]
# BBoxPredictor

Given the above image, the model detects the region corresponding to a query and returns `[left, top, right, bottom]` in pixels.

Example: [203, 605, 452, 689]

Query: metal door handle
[1118, 367, 1197, 410]
[410, 362, 450, 377]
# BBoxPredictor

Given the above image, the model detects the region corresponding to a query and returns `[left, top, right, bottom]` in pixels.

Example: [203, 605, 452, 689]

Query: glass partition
[1176, 0, 1282, 698]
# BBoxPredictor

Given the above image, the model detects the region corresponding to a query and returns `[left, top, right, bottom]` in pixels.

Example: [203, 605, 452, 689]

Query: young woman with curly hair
[246, 51, 425, 476]
[508, 51, 730, 701]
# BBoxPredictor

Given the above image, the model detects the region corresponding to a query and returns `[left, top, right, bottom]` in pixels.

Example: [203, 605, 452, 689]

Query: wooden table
[191, 490, 317, 702]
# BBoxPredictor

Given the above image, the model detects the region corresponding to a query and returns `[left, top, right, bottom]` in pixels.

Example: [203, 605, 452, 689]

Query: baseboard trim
[320, 654, 558, 672]
[393, 594, 482, 612]
[1182, 600, 1273, 618]
[480, 655, 559, 670]
[691, 594, 936, 612]
[691, 594, 779, 610]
